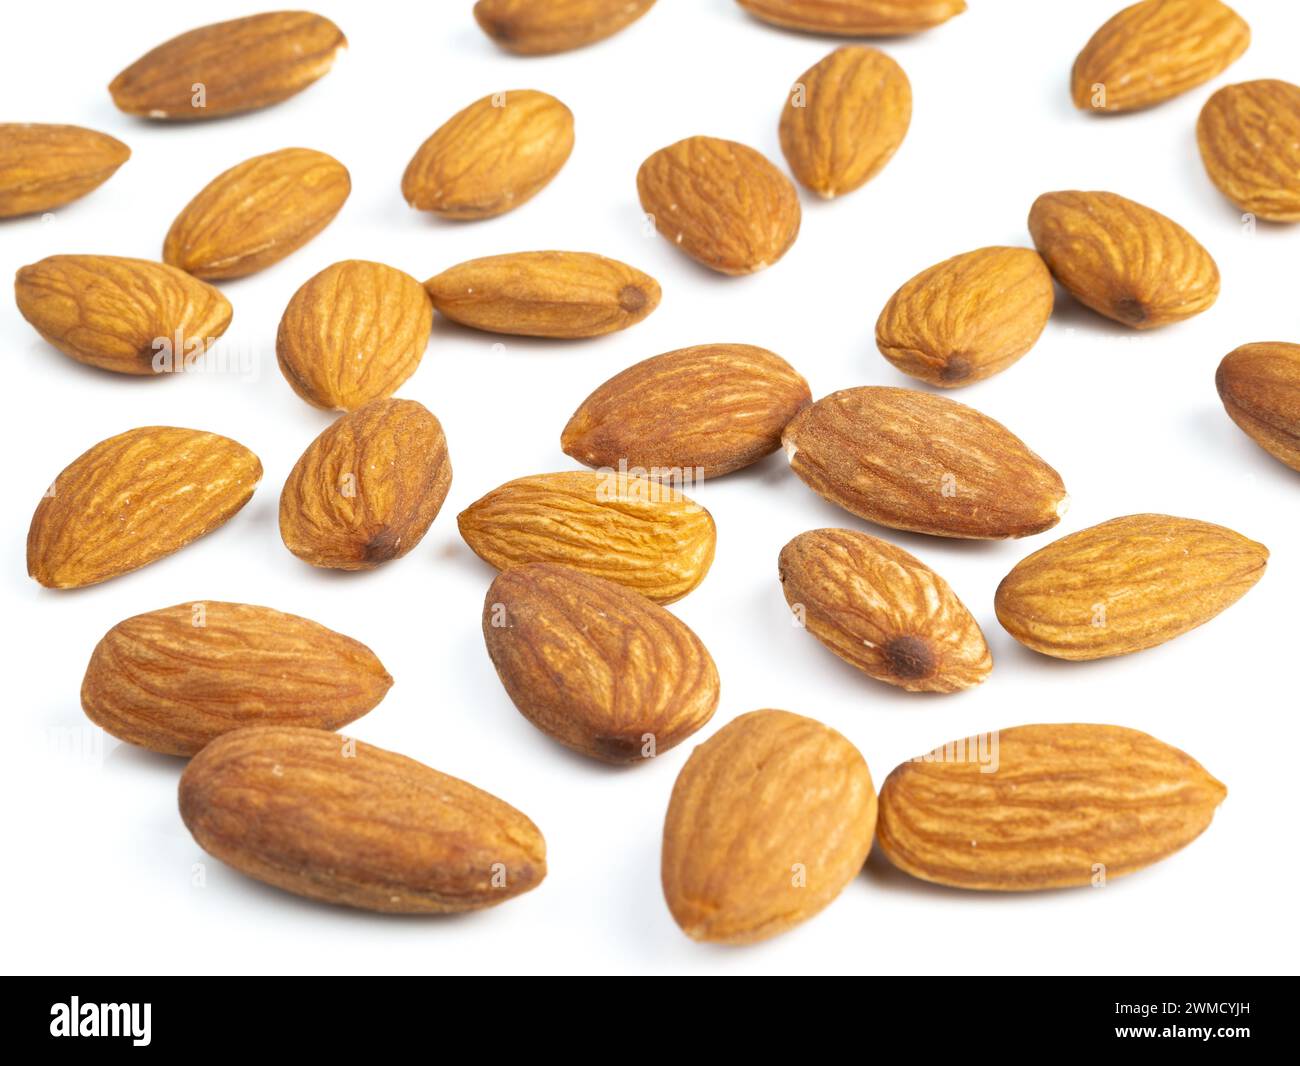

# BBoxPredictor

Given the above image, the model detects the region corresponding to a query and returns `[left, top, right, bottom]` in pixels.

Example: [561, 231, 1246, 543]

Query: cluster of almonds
[4, 1, 1296, 944]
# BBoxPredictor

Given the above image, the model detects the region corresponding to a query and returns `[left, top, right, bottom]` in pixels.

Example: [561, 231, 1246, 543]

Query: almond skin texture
[474, 0, 655, 54]
[0, 123, 130, 218]
[875, 247, 1054, 387]
[1028, 190, 1219, 329]
[562, 344, 811, 478]
[1071, 0, 1249, 113]
[163, 148, 350, 280]
[276, 260, 433, 411]
[736, 0, 965, 35]
[82, 602, 392, 756]
[15, 255, 232, 375]
[637, 136, 800, 275]
[279, 398, 451, 570]
[402, 90, 573, 220]
[483, 563, 719, 763]
[424, 251, 660, 339]
[28, 427, 261, 589]
[662, 709, 876, 944]
[995, 514, 1267, 660]
[459, 471, 716, 604]
[179, 726, 546, 914]
[1216, 342, 1300, 470]
[877, 724, 1227, 890]
[780, 46, 911, 199]
[778, 528, 991, 693]
[782, 386, 1067, 539]
[1198, 79, 1300, 221]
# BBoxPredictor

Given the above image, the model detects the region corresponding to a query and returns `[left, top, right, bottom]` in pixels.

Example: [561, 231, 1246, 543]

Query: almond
[179, 726, 546, 913]
[736, 0, 966, 35]
[163, 148, 350, 280]
[458, 471, 716, 604]
[562, 343, 811, 478]
[474, 0, 655, 54]
[782, 386, 1067, 539]
[82, 602, 392, 756]
[15, 255, 232, 375]
[401, 90, 573, 219]
[778, 528, 991, 693]
[1197, 79, 1300, 221]
[995, 513, 1267, 660]
[1071, 0, 1249, 113]
[28, 426, 261, 589]
[279, 398, 451, 570]
[0, 123, 130, 218]
[637, 136, 800, 274]
[1216, 342, 1300, 470]
[1028, 190, 1219, 329]
[424, 251, 660, 338]
[875, 247, 1054, 387]
[662, 709, 875, 944]
[877, 723, 1227, 890]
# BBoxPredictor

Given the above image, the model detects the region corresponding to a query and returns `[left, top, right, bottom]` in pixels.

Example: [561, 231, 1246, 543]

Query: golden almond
[1216, 341, 1300, 470]
[1198, 79, 1300, 221]
[737, 0, 965, 35]
[474, 0, 656, 54]
[0, 123, 130, 218]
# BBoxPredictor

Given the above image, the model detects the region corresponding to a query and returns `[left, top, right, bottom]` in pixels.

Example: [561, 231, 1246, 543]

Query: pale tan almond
[737, 0, 966, 35]
[0, 124, 130, 218]
[1198, 79, 1300, 221]
[474, 0, 656, 54]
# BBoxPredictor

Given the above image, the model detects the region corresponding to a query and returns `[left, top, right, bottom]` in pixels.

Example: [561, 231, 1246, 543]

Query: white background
[3, 0, 1297, 977]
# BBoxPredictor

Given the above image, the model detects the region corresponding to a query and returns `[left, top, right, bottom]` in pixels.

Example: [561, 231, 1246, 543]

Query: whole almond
[179, 726, 546, 913]
[474, 0, 655, 54]
[28, 426, 261, 589]
[562, 343, 811, 478]
[163, 148, 350, 280]
[82, 602, 392, 756]
[1197, 79, 1300, 221]
[1028, 190, 1219, 329]
[402, 90, 573, 219]
[424, 251, 660, 338]
[1071, 0, 1249, 113]
[662, 709, 876, 944]
[459, 471, 716, 604]
[276, 259, 433, 411]
[637, 136, 800, 274]
[15, 255, 232, 375]
[875, 247, 1054, 387]
[279, 398, 451, 570]
[778, 528, 991, 693]
[1216, 342, 1300, 470]
[0, 123, 130, 218]
[995, 513, 1267, 660]
[877, 724, 1227, 890]
[782, 386, 1067, 539]
[736, 0, 965, 35]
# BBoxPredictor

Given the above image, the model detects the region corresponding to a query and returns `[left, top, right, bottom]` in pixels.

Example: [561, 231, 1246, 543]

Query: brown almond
[474, 0, 656, 54]
[0, 123, 130, 218]
[1198, 79, 1300, 221]
[737, 0, 966, 35]
[1216, 342, 1300, 470]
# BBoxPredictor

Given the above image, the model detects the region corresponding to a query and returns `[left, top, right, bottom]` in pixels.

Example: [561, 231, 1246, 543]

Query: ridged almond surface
[736, 0, 965, 35]
[15, 255, 232, 375]
[637, 136, 800, 275]
[1197, 79, 1300, 221]
[877, 724, 1227, 890]
[562, 343, 811, 478]
[782, 386, 1067, 539]
[179, 726, 546, 913]
[279, 398, 451, 570]
[82, 602, 392, 756]
[459, 471, 716, 604]
[875, 247, 1054, 387]
[474, 0, 655, 54]
[484, 563, 719, 763]
[662, 709, 876, 944]
[778, 528, 991, 693]
[163, 148, 351, 280]
[1071, 0, 1249, 113]
[0, 123, 130, 218]
[995, 513, 1267, 660]
[424, 251, 660, 338]
[401, 90, 573, 219]
[28, 426, 261, 589]
[1028, 190, 1219, 329]
[1216, 342, 1300, 470]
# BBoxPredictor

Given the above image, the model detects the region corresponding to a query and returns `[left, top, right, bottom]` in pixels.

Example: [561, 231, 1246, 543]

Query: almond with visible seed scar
[662, 709, 875, 944]
[778, 528, 990, 693]
[279, 398, 451, 570]
[459, 471, 715, 604]
[424, 251, 659, 339]
[1071, 0, 1249, 114]
[474, 0, 656, 54]
[0, 124, 130, 219]
[995, 513, 1267, 660]
[736, 0, 965, 35]
[179, 726, 546, 914]
[782, 386, 1067, 539]
[875, 247, 1054, 387]
[15, 255, 232, 375]
[877, 723, 1227, 890]
[637, 136, 800, 275]
[28, 426, 261, 589]
[1198, 79, 1300, 221]
[1216, 342, 1300, 470]
[82, 602, 392, 756]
